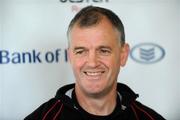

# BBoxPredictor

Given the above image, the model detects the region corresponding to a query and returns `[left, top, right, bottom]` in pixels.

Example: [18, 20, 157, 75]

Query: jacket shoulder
[132, 101, 166, 120]
[24, 98, 62, 120]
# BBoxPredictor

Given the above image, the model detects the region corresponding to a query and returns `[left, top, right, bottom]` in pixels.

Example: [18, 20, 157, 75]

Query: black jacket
[24, 83, 165, 120]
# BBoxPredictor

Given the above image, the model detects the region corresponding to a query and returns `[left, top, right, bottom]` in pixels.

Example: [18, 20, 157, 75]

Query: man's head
[67, 6, 129, 98]
[67, 6, 125, 46]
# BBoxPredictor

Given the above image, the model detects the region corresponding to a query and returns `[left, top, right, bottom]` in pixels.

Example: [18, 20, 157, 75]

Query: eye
[74, 48, 88, 56]
[99, 48, 111, 55]
[101, 49, 110, 53]
[75, 49, 84, 54]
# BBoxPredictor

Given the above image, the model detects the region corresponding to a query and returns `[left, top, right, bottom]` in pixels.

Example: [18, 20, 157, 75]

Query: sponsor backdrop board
[0, 0, 180, 119]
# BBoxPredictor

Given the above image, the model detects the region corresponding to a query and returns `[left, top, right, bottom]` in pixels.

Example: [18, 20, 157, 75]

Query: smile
[84, 71, 105, 76]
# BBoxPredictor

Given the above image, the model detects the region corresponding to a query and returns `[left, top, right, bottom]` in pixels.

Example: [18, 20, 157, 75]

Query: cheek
[71, 57, 86, 71]
[102, 56, 121, 69]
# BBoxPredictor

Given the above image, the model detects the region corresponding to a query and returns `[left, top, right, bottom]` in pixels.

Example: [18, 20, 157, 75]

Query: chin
[84, 85, 105, 96]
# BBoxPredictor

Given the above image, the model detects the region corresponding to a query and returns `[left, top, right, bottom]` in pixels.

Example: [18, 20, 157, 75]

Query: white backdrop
[0, 0, 180, 119]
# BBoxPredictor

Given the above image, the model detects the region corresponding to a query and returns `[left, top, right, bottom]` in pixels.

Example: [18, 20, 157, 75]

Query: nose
[87, 51, 98, 67]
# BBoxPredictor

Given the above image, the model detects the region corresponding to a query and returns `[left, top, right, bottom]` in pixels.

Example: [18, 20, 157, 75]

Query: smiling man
[25, 6, 165, 120]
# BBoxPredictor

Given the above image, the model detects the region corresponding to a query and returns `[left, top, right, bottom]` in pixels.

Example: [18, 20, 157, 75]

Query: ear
[120, 43, 130, 67]
[67, 48, 72, 64]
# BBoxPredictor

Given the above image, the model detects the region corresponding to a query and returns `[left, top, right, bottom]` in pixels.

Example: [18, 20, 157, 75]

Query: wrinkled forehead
[69, 24, 121, 50]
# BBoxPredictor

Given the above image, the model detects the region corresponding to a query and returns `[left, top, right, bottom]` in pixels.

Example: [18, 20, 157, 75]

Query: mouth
[84, 71, 105, 76]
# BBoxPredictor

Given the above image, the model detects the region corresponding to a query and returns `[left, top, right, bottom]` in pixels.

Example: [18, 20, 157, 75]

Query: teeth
[85, 71, 102, 76]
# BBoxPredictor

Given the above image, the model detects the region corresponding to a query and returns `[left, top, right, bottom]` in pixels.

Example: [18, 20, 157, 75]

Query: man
[25, 6, 165, 120]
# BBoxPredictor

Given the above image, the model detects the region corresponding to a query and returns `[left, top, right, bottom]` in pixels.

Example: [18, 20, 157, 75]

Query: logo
[59, 0, 110, 12]
[59, 0, 109, 3]
[130, 43, 165, 64]
[0, 49, 68, 64]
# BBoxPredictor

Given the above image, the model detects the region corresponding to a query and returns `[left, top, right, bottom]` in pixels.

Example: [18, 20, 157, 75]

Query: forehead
[69, 18, 120, 48]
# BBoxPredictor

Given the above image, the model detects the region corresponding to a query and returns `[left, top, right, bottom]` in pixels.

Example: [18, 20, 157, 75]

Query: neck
[75, 85, 117, 116]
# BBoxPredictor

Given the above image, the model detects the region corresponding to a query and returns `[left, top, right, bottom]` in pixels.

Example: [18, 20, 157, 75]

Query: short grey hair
[67, 6, 125, 46]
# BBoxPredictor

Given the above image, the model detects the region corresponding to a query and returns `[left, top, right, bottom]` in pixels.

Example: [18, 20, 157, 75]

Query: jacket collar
[117, 83, 139, 107]
[55, 83, 139, 109]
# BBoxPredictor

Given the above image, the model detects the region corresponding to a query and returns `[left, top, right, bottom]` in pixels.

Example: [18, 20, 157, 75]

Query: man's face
[68, 18, 129, 97]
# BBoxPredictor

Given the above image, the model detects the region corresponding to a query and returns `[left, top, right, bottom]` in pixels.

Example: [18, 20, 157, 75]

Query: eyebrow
[73, 47, 86, 51]
[73, 46, 112, 51]
[98, 45, 112, 50]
